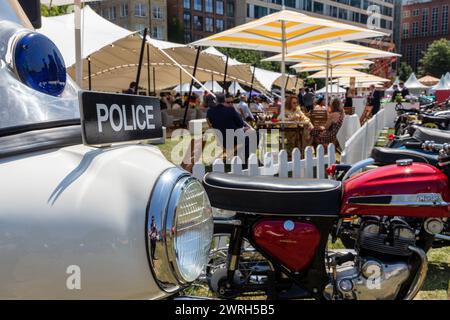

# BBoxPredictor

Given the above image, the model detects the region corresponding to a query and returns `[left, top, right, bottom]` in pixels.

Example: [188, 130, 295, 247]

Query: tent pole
[179, 68, 182, 94]
[153, 67, 156, 93]
[134, 28, 148, 94]
[74, 0, 82, 86]
[249, 64, 256, 103]
[325, 50, 330, 107]
[223, 55, 229, 94]
[88, 56, 92, 90]
[147, 44, 151, 95]
[183, 47, 201, 127]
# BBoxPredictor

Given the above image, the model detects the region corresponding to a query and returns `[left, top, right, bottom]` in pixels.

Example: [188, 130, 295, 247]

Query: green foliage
[216, 47, 280, 72]
[41, 4, 70, 17]
[419, 39, 450, 78]
[168, 17, 184, 44]
[397, 62, 413, 82]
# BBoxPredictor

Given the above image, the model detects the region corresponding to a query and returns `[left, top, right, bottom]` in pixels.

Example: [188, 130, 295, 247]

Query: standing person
[298, 87, 305, 107]
[207, 94, 250, 161]
[236, 95, 254, 121]
[368, 84, 382, 115]
[303, 88, 314, 112]
[125, 81, 136, 94]
[149, 216, 158, 260]
[391, 84, 401, 102]
[399, 82, 409, 98]
[344, 87, 353, 108]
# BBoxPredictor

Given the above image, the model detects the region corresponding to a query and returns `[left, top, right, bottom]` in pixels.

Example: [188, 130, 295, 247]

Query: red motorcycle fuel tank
[341, 162, 450, 218]
[252, 219, 321, 272]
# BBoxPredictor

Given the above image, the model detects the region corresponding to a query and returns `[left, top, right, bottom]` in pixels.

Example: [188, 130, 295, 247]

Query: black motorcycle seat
[371, 147, 439, 166]
[412, 126, 450, 144]
[421, 115, 450, 125]
[203, 173, 342, 216]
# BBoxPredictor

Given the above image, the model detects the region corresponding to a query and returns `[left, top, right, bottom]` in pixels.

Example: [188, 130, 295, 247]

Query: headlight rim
[146, 167, 212, 293]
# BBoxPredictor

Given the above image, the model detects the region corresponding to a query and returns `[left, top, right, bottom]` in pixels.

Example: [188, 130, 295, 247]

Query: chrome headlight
[147, 167, 213, 292]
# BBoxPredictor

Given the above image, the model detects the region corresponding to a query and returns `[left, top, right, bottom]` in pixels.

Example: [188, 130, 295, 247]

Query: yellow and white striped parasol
[191, 10, 386, 119]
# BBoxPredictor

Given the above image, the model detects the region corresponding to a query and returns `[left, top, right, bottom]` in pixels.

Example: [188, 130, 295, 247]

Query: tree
[397, 62, 413, 82]
[216, 47, 280, 72]
[419, 39, 450, 78]
[168, 17, 184, 44]
[41, 4, 70, 17]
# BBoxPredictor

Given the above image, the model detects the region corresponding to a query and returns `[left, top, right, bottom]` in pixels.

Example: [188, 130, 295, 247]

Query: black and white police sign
[79, 91, 163, 145]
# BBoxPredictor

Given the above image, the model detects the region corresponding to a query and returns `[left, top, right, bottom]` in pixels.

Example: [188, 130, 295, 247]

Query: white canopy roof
[432, 76, 450, 90]
[404, 73, 428, 89]
[228, 81, 246, 95]
[316, 84, 346, 94]
[203, 81, 223, 93]
[173, 83, 202, 93]
[202, 47, 242, 66]
[41, 0, 98, 6]
[445, 72, 450, 87]
[38, 6, 134, 67]
[308, 68, 389, 82]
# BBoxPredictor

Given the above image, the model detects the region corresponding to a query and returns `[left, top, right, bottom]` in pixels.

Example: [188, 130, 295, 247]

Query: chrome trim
[404, 245, 428, 300]
[213, 219, 242, 226]
[348, 193, 450, 207]
[435, 233, 450, 241]
[147, 167, 190, 293]
[342, 158, 375, 181]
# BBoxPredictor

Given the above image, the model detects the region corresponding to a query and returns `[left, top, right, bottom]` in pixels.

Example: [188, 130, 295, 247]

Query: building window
[313, 2, 324, 14]
[403, 10, 410, 18]
[431, 7, 439, 35]
[194, 16, 203, 31]
[254, 5, 268, 18]
[205, 0, 213, 13]
[111, 6, 117, 20]
[194, 0, 202, 11]
[443, 5, 449, 35]
[406, 44, 413, 66]
[402, 22, 409, 39]
[134, 3, 146, 17]
[338, 8, 348, 20]
[103, 8, 111, 19]
[216, 19, 224, 32]
[205, 17, 214, 32]
[153, 26, 164, 40]
[227, 2, 234, 16]
[184, 0, 190, 9]
[412, 21, 418, 37]
[183, 12, 191, 29]
[152, 6, 163, 19]
[120, 3, 128, 17]
[415, 43, 422, 70]
[216, 1, 224, 15]
[412, 9, 419, 17]
[422, 8, 428, 36]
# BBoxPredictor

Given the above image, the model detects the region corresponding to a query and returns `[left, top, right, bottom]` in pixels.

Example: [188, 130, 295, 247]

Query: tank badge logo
[283, 220, 295, 231]
[417, 194, 440, 203]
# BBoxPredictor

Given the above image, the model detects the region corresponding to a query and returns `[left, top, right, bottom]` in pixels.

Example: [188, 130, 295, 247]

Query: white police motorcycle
[0, 0, 213, 299]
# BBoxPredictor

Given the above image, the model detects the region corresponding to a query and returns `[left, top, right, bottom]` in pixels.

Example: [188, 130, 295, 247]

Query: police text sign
[80, 91, 163, 145]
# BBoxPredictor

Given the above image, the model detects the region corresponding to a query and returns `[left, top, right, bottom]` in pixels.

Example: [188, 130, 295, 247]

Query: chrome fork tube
[404, 245, 428, 300]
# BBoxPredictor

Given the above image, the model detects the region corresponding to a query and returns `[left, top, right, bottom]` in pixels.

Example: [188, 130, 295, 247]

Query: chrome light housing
[147, 167, 213, 292]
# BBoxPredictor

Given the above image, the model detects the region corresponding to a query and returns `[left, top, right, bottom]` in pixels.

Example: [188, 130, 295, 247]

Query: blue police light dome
[14, 33, 66, 96]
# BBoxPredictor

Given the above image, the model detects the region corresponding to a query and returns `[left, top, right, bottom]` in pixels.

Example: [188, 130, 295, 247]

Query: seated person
[268, 96, 281, 114]
[251, 96, 266, 112]
[313, 97, 327, 110]
[236, 95, 254, 121]
[311, 98, 344, 146]
[280, 95, 313, 153]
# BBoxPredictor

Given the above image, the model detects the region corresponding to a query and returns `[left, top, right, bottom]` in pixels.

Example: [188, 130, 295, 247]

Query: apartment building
[401, 0, 450, 71]
[90, 0, 168, 40]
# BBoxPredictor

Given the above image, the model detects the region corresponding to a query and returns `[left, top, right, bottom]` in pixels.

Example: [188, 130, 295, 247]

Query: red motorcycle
[202, 142, 450, 300]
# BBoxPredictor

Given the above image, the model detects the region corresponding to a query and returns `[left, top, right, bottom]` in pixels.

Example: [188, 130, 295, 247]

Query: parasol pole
[74, 0, 82, 86]
[325, 50, 330, 107]
[280, 19, 286, 121]
[249, 64, 256, 102]
[223, 55, 229, 94]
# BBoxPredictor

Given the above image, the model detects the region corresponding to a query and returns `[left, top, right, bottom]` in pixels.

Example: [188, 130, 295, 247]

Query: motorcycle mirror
[18, 0, 42, 29]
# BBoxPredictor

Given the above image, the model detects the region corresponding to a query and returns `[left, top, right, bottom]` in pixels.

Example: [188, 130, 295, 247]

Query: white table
[337, 114, 360, 148]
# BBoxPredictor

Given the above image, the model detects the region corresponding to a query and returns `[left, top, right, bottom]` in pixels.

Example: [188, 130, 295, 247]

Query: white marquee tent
[316, 84, 346, 94]
[202, 81, 224, 93]
[228, 81, 247, 95]
[404, 73, 429, 92]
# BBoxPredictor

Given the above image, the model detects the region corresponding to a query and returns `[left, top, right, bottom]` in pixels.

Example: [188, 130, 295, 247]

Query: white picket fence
[192, 143, 336, 180]
[341, 108, 390, 164]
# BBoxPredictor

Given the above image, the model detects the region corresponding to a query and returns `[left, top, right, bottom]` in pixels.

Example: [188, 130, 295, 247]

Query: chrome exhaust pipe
[435, 233, 450, 241]
[404, 245, 428, 300]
